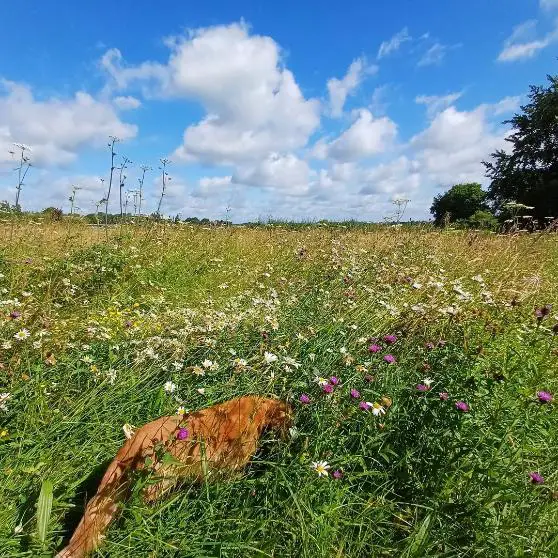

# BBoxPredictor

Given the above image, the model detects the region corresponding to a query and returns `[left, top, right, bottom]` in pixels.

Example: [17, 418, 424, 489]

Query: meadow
[0, 218, 557, 557]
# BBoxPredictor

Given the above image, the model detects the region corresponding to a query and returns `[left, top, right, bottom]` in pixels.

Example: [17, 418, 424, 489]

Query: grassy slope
[0, 220, 557, 557]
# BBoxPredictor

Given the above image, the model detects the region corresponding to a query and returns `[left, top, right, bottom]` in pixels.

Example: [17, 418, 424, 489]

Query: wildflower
[264, 351, 278, 364]
[380, 396, 392, 408]
[529, 472, 544, 484]
[423, 378, 433, 387]
[350, 388, 360, 399]
[164, 381, 177, 394]
[14, 329, 30, 341]
[9, 310, 21, 320]
[312, 461, 330, 477]
[0, 393, 11, 412]
[368, 344, 381, 353]
[315, 376, 329, 387]
[299, 393, 311, 404]
[383, 354, 396, 364]
[233, 358, 248, 369]
[202, 359, 213, 369]
[425, 342, 435, 350]
[176, 427, 189, 440]
[197, 388, 206, 395]
[364, 374, 375, 383]
[322, 384, 334, 394]
[329, 376, 340, 386]
[122, 424, 136, 439]
[371, 403, 386, 416]
[383, 335, 397, 344]
[288, 426, 300, 439]
[359, 401, 372, 411]
[455, 401, 470, 412]
[332, 470, 343, 479]
[416, 384, 429, 392]
[176, 406, 186, 416]
[537, 391, 553, 403]
[1, 429, 8, 438]
[439, 392, 449, 401]
[535, 304, 552, 320]
[284, 356, 301, 369]
[308, 353, 316, 362]
[1, 341, 12, 350]
[192, 366, 205, 376]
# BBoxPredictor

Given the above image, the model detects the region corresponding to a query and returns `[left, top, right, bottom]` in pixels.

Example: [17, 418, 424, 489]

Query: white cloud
[233, 153, 311, 195]
[497, 19, 558, 61]
[415, 92, 463, 118]
[0, 80, 137, 167]
[410, 105, 507, 185]
[314, 109, 397, 162]
[327, 57, 376, 117]
[488, 96, 521, 115]
[541, 0, 558, 9]
[377, 27, 411, 59]
[101, 22, 320, 166]
[113, 96, 141, 110]
[417, 43, 447, 66]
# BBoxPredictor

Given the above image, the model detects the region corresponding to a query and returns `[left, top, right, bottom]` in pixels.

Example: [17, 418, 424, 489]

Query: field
[0, 219, 557, 557]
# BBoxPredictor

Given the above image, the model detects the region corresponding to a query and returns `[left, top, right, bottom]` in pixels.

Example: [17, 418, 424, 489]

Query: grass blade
[37, 479, 53, 543]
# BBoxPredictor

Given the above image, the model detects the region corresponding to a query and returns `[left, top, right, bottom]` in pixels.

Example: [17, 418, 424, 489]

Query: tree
[483, 73, 558, 219]
[430, 183, 489, 225]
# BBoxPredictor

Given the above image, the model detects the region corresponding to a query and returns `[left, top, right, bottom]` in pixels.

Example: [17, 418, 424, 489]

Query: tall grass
[0, 219, 557, 556]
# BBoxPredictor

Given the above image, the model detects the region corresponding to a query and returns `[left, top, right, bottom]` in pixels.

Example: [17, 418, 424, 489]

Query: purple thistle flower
[350, 388, 360, 399]
[383, 334, 397, 345]
[322, 384, 334, 394]
[359, 401, 372, 411]
[384, 354, 396, 364]
[425, 342, 435, 350]
[537, 391, 553, 403]
[368, 344, 381, 353]
[329, 376, 340, 386]
[176, 427, 189, 440]
[439, 392, 449, 401]
[332, 469, 343, 479]
[299, 393, 311, 404]
[416, 384, 429, 392]
[9, 311, 21, 320]
[529, 471, 544, 484]
[124, 320, 133, 328]
[455, 401, 470, 412]
[535, 304, 552, 320]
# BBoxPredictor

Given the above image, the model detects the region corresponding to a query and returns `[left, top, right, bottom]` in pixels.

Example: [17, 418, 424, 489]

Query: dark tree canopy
[483, 73, 558, 219]
[430, 183, 488, 225]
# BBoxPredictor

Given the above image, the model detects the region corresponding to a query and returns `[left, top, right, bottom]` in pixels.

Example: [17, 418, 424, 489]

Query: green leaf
[36, 479, 53, 543]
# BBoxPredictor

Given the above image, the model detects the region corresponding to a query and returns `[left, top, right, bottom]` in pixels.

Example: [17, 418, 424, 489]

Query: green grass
[0, 220, 557, 557]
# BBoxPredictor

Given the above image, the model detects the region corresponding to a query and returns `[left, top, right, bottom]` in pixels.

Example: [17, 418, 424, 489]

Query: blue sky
[0, 0, 557, 222]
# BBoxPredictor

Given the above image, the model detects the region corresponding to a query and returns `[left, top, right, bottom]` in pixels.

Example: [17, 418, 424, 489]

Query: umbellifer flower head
[312, 461, 330, 477]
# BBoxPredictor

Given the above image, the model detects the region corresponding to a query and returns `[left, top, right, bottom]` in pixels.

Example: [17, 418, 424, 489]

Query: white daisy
[312, 461, 331, 477]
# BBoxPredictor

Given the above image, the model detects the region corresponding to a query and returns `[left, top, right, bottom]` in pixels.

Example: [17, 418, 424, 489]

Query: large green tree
[483, 73, 558, 219]
[430, 183, 489, 225]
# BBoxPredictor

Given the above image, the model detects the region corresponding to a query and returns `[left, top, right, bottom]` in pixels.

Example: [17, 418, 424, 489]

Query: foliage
[466, 209, 499, 230]
[484, 74, 558, 219]
[430, 183, 490, 226]
[0, 219, 557, 557]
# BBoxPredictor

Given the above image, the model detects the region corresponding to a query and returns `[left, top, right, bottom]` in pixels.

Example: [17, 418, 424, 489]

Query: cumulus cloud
[233, 153, 311, 195]
[415, 92, 463, 118]
[313, 109, 397, 162]
[410, 104, 507, 185]
[101, 22, 320, 166]
[497, 19, 558, 62]
[0, 80, 137, 167]
[327, 57, 376, 117]
[113, 96, 141, 110]
[377, 28, 411, 59]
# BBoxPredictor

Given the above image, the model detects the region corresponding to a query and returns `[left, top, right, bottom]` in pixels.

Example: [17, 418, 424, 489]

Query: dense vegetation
[0, 219, 556, 557]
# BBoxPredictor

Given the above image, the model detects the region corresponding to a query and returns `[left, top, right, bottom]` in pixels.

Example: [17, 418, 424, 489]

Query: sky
[0, 0, 557, 222]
